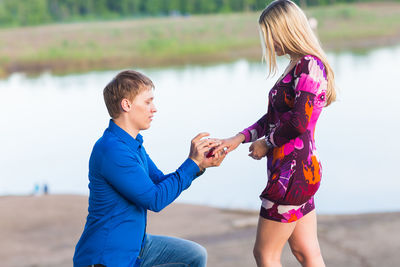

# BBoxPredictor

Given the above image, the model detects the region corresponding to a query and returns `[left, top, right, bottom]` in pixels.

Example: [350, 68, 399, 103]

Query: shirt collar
[108, 119, 143, 150]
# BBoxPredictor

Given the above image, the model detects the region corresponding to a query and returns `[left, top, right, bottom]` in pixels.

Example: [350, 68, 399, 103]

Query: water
[1, 45, 399, 214]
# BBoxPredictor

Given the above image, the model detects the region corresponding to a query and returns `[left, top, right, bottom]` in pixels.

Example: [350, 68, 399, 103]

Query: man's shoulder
[92, 130, 128, 157]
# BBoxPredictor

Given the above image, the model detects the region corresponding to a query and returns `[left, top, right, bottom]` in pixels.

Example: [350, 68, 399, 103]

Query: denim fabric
[139, 235, 207, 267]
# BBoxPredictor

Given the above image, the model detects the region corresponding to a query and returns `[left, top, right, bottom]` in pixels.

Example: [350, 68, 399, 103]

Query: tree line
[0, 0, 392, 27]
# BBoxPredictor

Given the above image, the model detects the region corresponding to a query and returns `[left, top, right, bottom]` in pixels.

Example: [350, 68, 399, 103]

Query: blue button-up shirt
[73, 120, 200, 267]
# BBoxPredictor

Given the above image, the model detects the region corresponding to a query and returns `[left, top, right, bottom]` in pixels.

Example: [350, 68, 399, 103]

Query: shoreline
[1, 2, 400, 77]
[2, 193, 397, 216]
[4, 38, 400, 77]
[1, 195, 398, 266]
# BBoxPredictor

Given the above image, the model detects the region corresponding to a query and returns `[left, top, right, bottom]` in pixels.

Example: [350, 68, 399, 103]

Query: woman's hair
[259, 0, 336, 106]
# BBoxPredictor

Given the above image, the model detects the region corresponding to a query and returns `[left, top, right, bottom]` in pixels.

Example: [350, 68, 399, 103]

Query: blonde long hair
[259, 0, 336, 106]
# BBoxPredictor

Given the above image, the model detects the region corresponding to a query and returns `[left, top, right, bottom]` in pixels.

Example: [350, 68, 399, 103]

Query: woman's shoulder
[294, 55, 326, 80]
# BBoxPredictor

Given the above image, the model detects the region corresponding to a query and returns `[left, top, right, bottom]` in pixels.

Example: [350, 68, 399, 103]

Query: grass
[1, 2, 400, 76]
[307, 2, 400, 50]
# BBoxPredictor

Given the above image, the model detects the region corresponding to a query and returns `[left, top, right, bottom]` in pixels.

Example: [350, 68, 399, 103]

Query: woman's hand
[213, 133, 245, 155]
[249, 139, 269, 160]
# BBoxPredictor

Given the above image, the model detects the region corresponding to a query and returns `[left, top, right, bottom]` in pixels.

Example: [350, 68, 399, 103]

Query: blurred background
[0, 0, 399, 266]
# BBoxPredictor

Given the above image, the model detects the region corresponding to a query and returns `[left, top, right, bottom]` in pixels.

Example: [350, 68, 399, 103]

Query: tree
[17, 0, 50, 26]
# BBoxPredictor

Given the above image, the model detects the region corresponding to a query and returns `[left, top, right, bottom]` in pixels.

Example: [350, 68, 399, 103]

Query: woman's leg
[139, 234, 207, 267]
[253, 216, 297, 267]
[288, 210, 325, 267]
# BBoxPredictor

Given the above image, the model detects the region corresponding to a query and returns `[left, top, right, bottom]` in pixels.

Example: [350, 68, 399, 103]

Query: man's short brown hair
[103, 70, 154, 118]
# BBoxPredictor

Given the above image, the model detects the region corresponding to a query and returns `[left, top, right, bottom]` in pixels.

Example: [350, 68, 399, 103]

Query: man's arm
[145, 152, 165, 184]
[101, 146, 199, 212]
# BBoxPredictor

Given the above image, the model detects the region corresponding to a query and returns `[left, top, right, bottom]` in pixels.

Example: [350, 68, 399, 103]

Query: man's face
[129, 88, 157, 131]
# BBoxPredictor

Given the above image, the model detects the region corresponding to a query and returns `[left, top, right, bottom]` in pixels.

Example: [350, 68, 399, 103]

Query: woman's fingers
[212, 151, 226, 166]
[249, 143, 254, 152]
[216, 145, 230, 154]
[212, 140, 230, 154]
[249, 149, 263, 160]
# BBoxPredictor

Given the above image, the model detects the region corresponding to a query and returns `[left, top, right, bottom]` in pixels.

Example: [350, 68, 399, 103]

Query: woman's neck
[289, 53, 302, 63]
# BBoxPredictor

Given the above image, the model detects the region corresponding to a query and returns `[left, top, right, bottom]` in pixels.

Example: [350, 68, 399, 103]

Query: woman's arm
[240, 100, 273, 143]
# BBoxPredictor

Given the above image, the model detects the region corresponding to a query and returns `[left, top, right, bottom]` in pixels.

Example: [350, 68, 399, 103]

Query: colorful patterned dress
[240, 55, 327, 223]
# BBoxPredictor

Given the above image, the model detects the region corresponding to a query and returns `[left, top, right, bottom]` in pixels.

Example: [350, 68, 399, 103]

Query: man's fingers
[199, 146, 210, 154]
[197, 139, 221, 150]
[225, 147, 234, 154]
[192, 132, 210, 143]
[212, 152, 220, 160]
[212, 152, 226, 166]
[194, 139, 211, 149]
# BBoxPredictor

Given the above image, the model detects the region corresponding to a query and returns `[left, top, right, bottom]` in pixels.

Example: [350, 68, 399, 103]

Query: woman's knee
[291, 245, 322, 265]
[290, 246, 305, 263]
[253, 245, 281, 266]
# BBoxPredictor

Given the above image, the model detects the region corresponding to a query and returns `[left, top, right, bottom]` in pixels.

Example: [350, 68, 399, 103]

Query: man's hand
[189, 133, 221, 168]
[200, 148, 227, 169]
[248, 139, 269, 160]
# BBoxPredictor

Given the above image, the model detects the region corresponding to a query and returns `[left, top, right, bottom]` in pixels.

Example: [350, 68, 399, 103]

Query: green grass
[1, 2, 400, 76]
[307, 3, 400, 46]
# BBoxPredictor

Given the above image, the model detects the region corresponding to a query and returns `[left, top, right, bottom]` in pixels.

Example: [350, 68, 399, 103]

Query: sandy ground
[0, 195, 399, 267]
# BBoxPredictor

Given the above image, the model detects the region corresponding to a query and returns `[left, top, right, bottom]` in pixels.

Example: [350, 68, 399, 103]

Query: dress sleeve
[266, 56, 326, 148]
[101, 147, 200, 212]
[240, 100, 273, 143]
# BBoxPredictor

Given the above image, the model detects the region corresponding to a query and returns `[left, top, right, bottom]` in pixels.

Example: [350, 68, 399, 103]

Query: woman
[215, 1, 336, 266]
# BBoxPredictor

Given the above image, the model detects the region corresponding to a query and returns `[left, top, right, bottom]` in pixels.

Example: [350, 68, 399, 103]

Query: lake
[1, 45, 399, 214]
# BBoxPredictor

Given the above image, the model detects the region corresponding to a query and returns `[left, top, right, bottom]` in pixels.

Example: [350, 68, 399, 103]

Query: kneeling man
[73, 70, 225, 267]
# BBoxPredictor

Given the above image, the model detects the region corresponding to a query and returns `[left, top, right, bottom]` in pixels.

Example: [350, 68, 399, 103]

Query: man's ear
[120, 98, 132, 112]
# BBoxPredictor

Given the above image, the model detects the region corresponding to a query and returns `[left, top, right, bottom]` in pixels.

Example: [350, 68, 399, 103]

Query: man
[73, 70, 225, 267]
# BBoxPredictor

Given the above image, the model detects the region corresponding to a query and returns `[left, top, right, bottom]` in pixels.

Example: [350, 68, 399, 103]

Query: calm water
[1, 45, 399, 214]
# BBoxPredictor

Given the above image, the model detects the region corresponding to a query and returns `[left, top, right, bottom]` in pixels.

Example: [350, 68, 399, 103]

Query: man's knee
[187, 241, 207, 267]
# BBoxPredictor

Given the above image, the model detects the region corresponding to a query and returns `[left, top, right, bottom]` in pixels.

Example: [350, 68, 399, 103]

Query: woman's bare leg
[253, 216, 297, 267]
[288, 210, 325, 267]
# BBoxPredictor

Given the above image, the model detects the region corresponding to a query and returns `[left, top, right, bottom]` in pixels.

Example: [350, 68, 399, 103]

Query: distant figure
[214, 1, 336, 266]
[73, 70, 226, 267]
[43, 184, 49, 195]
[33, 184, 40, 196]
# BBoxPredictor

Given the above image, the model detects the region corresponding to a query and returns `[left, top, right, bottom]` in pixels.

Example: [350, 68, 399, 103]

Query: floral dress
[240, 55, 327, 223]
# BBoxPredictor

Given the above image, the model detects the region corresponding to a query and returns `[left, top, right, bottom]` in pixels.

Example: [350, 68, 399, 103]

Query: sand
[0, 195, 398, 267]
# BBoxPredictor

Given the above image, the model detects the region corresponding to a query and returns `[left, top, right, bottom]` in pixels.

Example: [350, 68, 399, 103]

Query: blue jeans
[138, 234, 207, 267]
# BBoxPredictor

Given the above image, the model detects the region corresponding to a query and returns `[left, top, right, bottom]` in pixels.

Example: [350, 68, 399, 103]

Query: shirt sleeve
[101, 147, 200, 212]
[145, 152, 165, 184]
[266, 56, 326, 148]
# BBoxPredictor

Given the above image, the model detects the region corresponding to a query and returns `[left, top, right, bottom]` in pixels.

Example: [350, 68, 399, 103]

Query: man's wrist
[196, 167, 206, 177]
[189, 157, 201, 167]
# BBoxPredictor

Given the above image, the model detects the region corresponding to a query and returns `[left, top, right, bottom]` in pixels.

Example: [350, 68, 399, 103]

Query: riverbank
[0, 195, 398, 267]
[1, 2, 400, 76]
